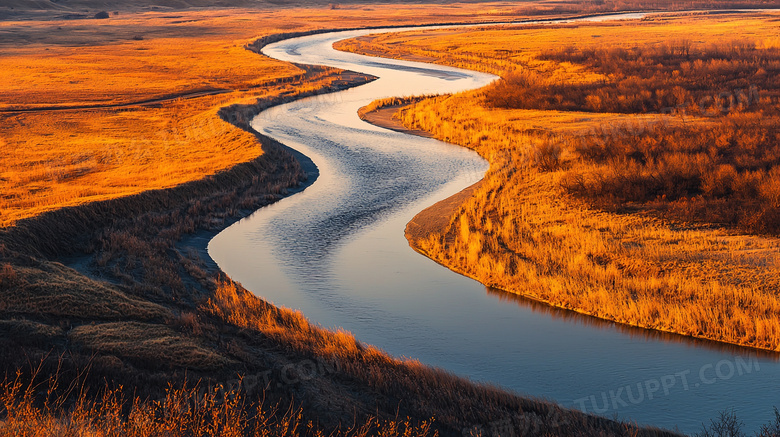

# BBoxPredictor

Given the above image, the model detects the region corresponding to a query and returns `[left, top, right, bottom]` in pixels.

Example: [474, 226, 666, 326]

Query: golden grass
[344, 12, 780, 351]
[0, 5, 547, 228]
[337, 12, 780, 76]
[1, 96, 261, 227]
[0, 5, 557, 108]
[0, 10, 294, 227]
[0, 366, 438, 437]
[202, 279, 376, 361]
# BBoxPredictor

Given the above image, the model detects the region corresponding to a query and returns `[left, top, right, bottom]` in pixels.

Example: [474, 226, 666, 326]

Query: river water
[208, 14, 780, 433]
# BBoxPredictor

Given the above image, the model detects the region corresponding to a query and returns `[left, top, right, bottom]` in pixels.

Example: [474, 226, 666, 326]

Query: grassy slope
[0, 4, 685, 436]
[337, 12, 780, 351]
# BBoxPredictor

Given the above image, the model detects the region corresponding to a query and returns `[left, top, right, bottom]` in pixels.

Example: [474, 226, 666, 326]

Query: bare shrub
[174, 311, 203, 335]
[534, 139, 563, 172]
[757, 408, 780, 437]
[0, 264, 16, 289]
[695, 410, 745, 437]
[0, 368, 437, 437]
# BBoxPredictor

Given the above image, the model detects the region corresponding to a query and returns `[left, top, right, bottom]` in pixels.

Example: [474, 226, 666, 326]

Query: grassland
[0, 82, 675, 437]
[6, 1, 780, 434]
[0, 3, 698, 435]
[340, 12, 780, 351]
[1, 4, 549, 228]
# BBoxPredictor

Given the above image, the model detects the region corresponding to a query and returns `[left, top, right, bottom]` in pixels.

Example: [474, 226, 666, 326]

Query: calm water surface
[209, 15, 780, 433]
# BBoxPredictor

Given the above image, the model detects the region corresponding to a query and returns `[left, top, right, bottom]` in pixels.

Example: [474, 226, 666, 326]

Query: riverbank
[359, 101, 484, 242]
[361, 103, 436, 139]
[339, 11, 780, 352]
[1, 4, 546, 228]
[0, 15, 686, 436]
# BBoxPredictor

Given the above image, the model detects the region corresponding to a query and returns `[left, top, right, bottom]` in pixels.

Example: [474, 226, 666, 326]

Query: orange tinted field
[336, 12, 780, 76]
[0, 6, 531, 109]
[343, 12, 780, 351]
[0, 5, 544, 228]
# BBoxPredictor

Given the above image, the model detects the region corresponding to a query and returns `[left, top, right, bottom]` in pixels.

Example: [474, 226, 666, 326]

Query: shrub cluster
[486, 40, 779, 115]
[563, 113, 780, 234]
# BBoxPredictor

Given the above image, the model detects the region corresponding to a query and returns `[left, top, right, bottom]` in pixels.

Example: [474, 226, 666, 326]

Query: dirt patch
[406, 181, 482, 241]
[361, 104, 434, 138]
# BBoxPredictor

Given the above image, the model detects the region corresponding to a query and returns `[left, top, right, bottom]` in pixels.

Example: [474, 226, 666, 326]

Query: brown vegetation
[492, 38, 780, 234]
[1, 5, 543, 227]
[487, 41, 779, 114]
[563, 115, 780, 235]
[4, 4, 778, 435]
[0, 366, 437, 437]
[345, 12, 780, 351]
[0, 5, 689, 434]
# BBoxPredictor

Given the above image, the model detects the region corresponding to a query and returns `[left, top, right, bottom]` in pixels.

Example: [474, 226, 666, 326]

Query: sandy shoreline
[360, 104, 435, 138]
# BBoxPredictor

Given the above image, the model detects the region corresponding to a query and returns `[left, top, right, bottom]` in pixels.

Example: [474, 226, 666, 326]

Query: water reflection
[210, 15, 780, 434]
[486, 286, 780, 361]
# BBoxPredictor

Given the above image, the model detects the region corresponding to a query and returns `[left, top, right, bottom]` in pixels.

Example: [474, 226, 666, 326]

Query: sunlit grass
[0, 5, 544, 228]
[345, 12, 780, 351]
[0, 363, 437, 437]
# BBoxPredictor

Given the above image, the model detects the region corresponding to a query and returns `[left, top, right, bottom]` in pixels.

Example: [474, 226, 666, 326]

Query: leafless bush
[534, 139, 563, 172]
[757, 408, 780, 437]
[0, 264, 16, 289]
[695, 410, 745, 437]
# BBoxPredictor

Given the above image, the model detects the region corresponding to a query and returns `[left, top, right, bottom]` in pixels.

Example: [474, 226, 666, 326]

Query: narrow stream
[209, 14, 780, 434]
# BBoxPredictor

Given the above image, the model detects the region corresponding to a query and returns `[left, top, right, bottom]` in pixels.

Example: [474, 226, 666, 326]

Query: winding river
[209, 14, 780, 433]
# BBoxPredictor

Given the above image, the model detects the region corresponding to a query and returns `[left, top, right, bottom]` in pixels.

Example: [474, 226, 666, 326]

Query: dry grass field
[342, 12, 780, 351]
[0, 4, 693, 435]
[2, 2, 779, 435]
[4, 2, 777, 229]
[0, 5, 547, 228]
